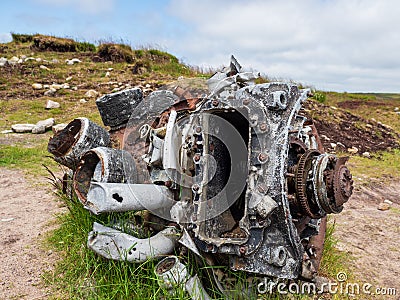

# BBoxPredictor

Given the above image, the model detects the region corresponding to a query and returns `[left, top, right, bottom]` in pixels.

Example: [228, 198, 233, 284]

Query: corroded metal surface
[48, 56, 353, 296]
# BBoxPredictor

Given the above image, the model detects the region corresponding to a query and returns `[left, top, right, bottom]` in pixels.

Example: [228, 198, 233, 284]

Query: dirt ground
[0, 169, 61, 300]
[0, 168, 398, 299]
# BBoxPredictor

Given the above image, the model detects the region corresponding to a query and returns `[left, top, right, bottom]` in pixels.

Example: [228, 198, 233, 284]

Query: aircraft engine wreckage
[48, 56, 353, 298]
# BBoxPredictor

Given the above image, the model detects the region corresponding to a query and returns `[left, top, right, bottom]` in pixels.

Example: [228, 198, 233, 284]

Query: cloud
[0, 33, 12, 43]
[33, 0, 116, 14]
[168, 0, 400, 92]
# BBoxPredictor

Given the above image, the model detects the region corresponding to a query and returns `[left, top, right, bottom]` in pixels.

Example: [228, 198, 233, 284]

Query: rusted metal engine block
[48, 56, 353, 297]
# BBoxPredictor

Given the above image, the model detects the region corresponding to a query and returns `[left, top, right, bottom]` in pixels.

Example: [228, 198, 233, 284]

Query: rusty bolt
[259, 123, 268, 132]
[258, 152, 269, 163]
[194, 153, 201, 162]
[243, 98, 251, 105]
[239, 246, 247, 255]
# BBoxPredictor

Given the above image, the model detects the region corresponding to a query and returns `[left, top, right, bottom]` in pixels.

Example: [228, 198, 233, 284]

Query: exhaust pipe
[88, 222, 179, 263]
[73, 147, 137, 203]
[155, 256, 212, 300]
[48, 118, 110, 170]
[85, 182, 175, 214]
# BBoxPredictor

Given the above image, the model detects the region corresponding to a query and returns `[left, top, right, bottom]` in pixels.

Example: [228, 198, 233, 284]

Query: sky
[1, 0, 399, 92]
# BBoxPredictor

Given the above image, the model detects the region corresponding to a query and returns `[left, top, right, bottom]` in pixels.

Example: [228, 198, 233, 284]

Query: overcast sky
[1, 0, 399, 92]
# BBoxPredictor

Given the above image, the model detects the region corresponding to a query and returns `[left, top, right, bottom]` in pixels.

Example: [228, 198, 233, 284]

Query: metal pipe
[47, 118, 110, 170]
[87, 222, 179, 263]
[155, 256, 212, 300]
[73, 147, 137, 204]
[85, 182, 175, 214]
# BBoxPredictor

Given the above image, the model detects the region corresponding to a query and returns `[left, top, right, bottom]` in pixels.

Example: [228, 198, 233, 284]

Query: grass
[348, 149, 400, 185]
[0, 136, 57, 177]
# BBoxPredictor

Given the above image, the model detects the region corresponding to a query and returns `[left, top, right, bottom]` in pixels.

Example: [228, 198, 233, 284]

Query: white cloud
[168, 0, 400, 92]
[0, 33, 12, 43]
[34, 0, 115, 14]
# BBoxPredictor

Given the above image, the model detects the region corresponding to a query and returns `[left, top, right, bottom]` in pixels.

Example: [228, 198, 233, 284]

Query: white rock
[66, 58, 82, 65]
[85, 89, 99, 98]
[24, 57, 36, 62]
[79, 98, 87, 103]
[11, 124, 35, 133]
[366, 124, 373, 128]
[62, 83, 70, 89]
[52, 123, 67, 134]
[378, 202, 390, 211]
[32, 118, 55, 134]
[44, 88, 57, 96]
[384, 199, 393, 205]
[43, 84, 49, 89]
[145, 84, 151, 88]
[362, 152, 371, 158]
[45, 100, 60, 109]
[36, 57, 42, 62]
[40, 65, 50, 71]
[9, 56, 19, 63]
[65, 76, 73, 82]
[348, 146, 359, 154]
[50, 83, 63, 90]
[330, 143, 337, 149]
[321, 134, 330, 141]
[71, 86, 78, 91]
[32, 83, 43, 90]
[0, 57, 7, 66]
[107, 68, 113, 71]
[394, 107, 399, 112]
[1, 130, 13, 134]
[105, 71, 110, 77]
[111, 87, 121, 93]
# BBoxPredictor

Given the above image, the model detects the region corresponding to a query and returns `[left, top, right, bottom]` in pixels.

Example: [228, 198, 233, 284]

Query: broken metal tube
[85, 182, 175, 214]
[88, 222, 179, 263]
[155, 256, 212, 300]
[73, 147, 137, 203]
[47, 118, 110, 170]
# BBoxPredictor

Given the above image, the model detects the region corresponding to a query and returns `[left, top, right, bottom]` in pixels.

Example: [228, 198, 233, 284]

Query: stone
[394, 107, 399, 112]
[24, 57, 36, 62]
[0, 57, 7, 66]
[32, 118, 55, 134]
[52, 123, 68, 134]
[40, 65, 50, 71]
[62, 83, 70, 89]
[347, 146, 359, 154]
[79, 98, 87, 103]
[1, 130, 13, 134]
[366, 124, 373, 128]
[85, 89, 99, 98]
[105, 71, 110, 77]
[71, 86, 78, 91]
[321, 134, 330, 141]
[45, 100, 60, 109]
[50, 83, 63, 90]
[9, 56, 19, 64]
[32, 83, 43, 90]
[384, 199, 393, 205]
[32, 125, 46, 134]
[36, 57, 42, 62]
[11, 124, 35, 133]
[44, 88, 57, 96]
[330, 143, 337, 150]
[66, 58, 81, 65]
[362, 152, 371, 158]
[378, 202, 390, 211]
[65, 76, 73, 81]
